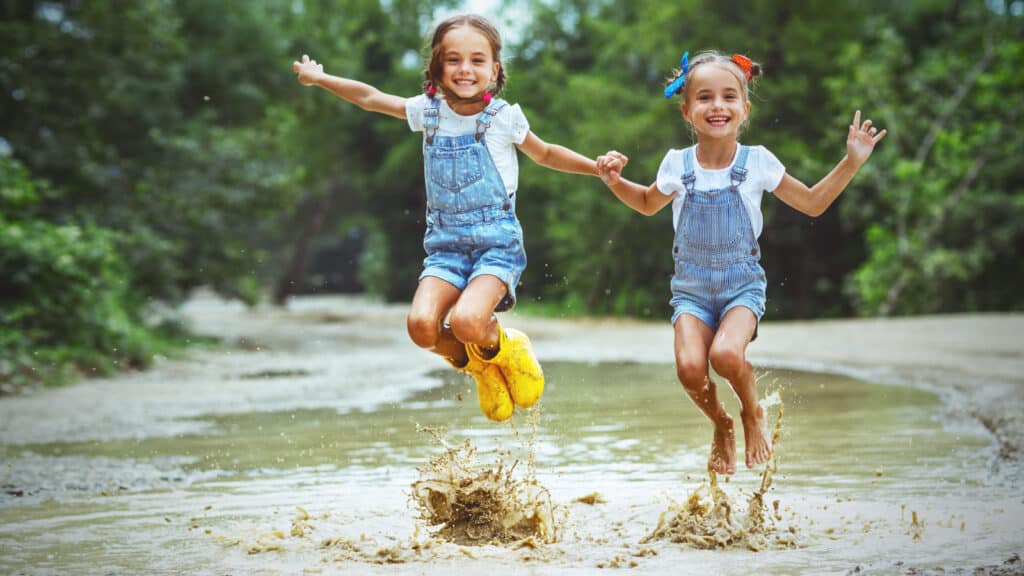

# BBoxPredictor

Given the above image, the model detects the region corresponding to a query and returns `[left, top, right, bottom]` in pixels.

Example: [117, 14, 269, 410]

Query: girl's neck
[694, 139, 739, 170]
[445, 96, 488, 116]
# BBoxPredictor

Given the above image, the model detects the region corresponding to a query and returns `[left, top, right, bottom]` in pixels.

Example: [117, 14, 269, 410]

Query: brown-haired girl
[293, 15, 613, 422]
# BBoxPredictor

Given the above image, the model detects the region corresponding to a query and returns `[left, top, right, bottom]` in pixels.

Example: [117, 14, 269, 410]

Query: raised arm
[596, 152, 673, 217]
[774, 110, 886, 217]
[292, 54, 407, 120]
[516, 132, 600, 176]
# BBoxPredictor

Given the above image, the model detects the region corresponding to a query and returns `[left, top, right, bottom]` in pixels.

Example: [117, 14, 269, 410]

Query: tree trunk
[273, 187, 335, 306]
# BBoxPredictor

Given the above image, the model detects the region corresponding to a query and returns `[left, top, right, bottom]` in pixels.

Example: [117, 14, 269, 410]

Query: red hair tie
[731, 54, 753, 80]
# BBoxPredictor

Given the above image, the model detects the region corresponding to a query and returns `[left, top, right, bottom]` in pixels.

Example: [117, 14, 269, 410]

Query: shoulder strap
[681, 147, 697, 193]
[423, 97, 441, 144]
[475, 98, 508, 141]
[730, 145, 749, 187]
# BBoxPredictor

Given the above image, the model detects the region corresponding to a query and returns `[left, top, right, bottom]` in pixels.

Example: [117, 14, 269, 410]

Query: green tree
[826, 2, 1024, 314]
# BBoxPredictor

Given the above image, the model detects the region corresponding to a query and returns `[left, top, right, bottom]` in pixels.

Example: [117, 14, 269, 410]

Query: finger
[293, 61, 300, 72]
[853, 110, 861, 128]
[872, 128, 888, 143]
[861, 119, 873, 131]
[302, 54, 310, 63]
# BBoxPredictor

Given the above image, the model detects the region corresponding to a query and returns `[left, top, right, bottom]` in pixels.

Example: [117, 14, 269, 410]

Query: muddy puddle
[1, 361, 1020, 574]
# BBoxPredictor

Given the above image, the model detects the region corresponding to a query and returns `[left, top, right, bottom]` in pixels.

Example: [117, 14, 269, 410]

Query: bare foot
[741, 404, 772, 469]
[708, 414, 736, 475]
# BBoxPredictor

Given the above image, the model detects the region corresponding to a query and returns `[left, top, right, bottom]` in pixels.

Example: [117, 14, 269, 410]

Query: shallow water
[2, 360, 1019, 575]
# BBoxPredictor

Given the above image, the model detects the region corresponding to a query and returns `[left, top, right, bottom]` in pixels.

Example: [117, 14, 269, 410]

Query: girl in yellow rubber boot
[293, 15, 606, 421]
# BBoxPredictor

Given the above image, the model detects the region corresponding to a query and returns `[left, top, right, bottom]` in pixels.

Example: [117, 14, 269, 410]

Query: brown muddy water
[1, 297, 1021, 575]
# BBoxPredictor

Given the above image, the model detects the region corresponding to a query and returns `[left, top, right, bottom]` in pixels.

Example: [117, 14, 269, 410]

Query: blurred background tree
[2, 0, 1021, 385]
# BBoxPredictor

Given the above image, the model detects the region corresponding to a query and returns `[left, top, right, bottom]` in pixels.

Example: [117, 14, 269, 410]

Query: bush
[0, 157, 159, 388]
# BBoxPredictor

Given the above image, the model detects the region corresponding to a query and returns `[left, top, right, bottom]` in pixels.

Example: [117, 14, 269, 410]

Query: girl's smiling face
[439, 25, 500, 101]
[681, 64, 751, 139]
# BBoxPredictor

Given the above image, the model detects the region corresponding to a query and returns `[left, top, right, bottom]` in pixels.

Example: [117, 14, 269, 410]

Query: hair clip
[664, 51, 689, 99]
[731, 54, 753, 80]
[482, 92, 492, 104]
[427, 83, 437, 98]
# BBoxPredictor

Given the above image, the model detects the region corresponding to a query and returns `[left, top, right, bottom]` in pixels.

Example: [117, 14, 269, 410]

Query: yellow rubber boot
[445, 351, 514, 422]
[471, 324, 545, 409]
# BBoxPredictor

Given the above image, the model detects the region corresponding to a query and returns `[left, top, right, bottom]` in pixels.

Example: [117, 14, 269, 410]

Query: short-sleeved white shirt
[406, 94, 530, 197]
[656, 144, 786, 238]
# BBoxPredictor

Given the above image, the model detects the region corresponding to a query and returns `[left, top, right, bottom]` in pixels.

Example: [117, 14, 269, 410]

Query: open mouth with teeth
[706, 116, 731, 127]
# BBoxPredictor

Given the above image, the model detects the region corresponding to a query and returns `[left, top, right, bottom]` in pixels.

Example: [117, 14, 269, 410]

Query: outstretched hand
[293, 54, 325, 86]
[847, 110, 887, 167]
[597, 150, 629, 186]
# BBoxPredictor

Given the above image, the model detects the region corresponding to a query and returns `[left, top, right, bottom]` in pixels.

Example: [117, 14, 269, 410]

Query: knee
[406, 311, 439, 349]
[448, 307, 493, 346]
[709, 345, 746, 381]
[676, 357, 709, 392]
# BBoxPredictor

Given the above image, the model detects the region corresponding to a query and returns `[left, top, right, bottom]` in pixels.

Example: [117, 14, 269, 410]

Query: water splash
[410, 416, 556, 546]
[643, 392, 799, 551]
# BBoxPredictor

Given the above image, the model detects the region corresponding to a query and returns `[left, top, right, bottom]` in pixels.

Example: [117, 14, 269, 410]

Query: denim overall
[419, 97, 526, 311]
[669, 145, 767, 334]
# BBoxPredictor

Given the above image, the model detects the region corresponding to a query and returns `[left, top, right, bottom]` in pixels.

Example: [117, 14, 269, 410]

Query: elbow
[800, 199, 826, 218]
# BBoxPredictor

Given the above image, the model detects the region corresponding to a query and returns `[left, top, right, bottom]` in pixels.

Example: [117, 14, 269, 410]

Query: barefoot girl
[597, 51, 886, 473]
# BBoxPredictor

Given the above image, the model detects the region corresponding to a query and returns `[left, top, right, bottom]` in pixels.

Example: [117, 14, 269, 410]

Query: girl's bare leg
[708, 306, 771, 469]
[675, 314, 736, 475]
[447, 274, 507, 352]
[407, 276, 466, 362]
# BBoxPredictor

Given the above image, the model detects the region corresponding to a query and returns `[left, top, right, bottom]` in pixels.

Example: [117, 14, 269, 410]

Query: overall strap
[423, 98, 441, 144]
[730, 145, 749, 188]
[475, 99, 508, 141]
[681, 147, 697, 194]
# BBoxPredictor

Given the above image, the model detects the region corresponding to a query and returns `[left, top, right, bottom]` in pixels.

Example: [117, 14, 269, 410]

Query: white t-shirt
[656, 144, 786, 238]
[405, 94, 530, 197]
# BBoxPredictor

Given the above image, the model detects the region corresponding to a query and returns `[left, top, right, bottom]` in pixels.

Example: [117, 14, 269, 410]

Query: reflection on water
[0, 363, 1018, 575]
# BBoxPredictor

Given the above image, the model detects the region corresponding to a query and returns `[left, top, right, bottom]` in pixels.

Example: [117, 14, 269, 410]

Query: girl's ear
[680, 100, 691, 123]
[491, 62, 501, 84]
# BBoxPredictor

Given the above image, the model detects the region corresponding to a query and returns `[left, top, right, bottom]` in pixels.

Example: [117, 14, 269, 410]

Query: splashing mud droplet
[643, 394, 798, 551]
[411, 418, 556, 546]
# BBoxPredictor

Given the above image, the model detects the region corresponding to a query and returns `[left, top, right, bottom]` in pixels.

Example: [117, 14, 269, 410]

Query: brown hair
[422, 14, 507, 103]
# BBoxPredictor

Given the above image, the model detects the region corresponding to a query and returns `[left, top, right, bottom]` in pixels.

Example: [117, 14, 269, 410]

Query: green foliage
[0, 157, 161, 387]
[827, 3, 1024, 314]
[2, 0, 1022, 390]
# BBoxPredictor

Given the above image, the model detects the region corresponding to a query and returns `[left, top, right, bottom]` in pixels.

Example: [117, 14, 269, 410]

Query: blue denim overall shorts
[669, 145, 767, 335]
[419, 98, 526, 311]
